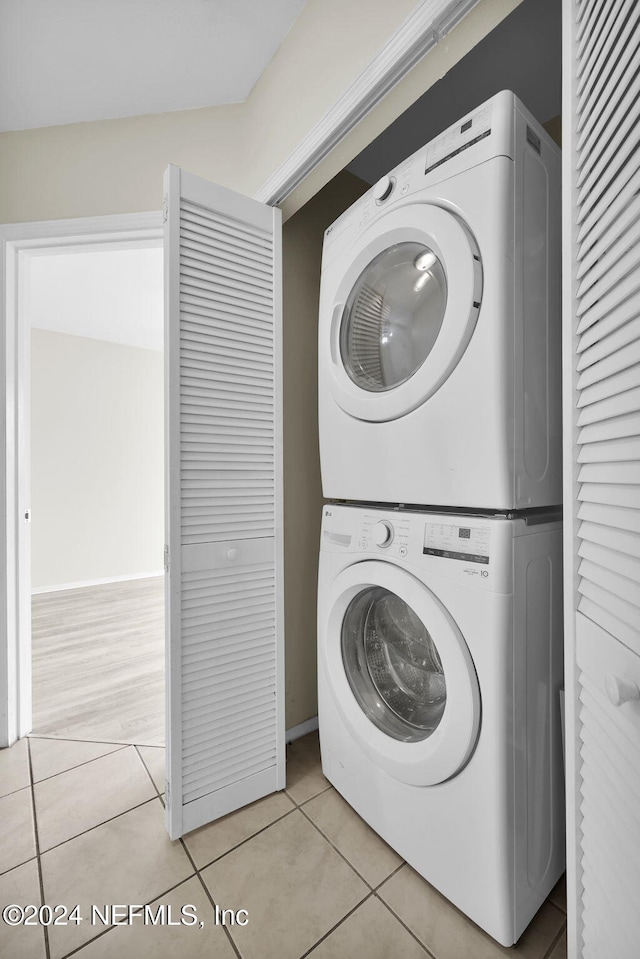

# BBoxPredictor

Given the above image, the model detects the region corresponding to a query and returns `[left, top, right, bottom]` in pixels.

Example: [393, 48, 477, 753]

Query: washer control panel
[423, 522, 490, 565]
[357, 513, 410, 557]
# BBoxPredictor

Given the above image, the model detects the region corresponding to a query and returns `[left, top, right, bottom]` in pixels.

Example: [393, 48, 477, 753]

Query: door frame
[0, 0, 486, 746]
[0, 212, 163, 746]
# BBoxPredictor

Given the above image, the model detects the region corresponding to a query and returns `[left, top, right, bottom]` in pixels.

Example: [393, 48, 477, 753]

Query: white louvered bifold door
[163, 164, 284, 840]
[563, 2, 640, 956]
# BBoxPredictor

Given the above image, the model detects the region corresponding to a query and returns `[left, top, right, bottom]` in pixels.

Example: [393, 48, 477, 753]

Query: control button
[401, 183, 410, 195]
[373, 175, 395, 203]
[372, 521, 393, 547]
[358, 538, 368, 550]
[226, 548, 239, 561]
[399, 545, 408, 557]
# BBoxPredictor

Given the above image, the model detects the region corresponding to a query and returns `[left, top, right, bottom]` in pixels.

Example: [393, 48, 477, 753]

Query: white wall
[31, 329, 164, 590]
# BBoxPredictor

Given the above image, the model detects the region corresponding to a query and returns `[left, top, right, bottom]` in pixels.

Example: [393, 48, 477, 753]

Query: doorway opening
[27, 242, 165, 747]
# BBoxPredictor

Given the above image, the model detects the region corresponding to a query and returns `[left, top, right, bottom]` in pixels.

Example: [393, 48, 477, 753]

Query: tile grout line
[178, 839, 243, 959]
[26, 737, 51, 959]
[297, 801, 387, 894]
[189, 804, 299, 874]
[540, 919, 567, 959]
[37, 796, 161, 858]
[374, 861, 405, 890]
[285, 782, 332, 808]
[57, 875, 205, 959]
[0, 781, 39, 802]
[297, 891, 376, 959]
[27, 734, 138, 747]
[27, 742, 129, 786]
[134, 744, 164, 800]
[372, 889, 436, 959]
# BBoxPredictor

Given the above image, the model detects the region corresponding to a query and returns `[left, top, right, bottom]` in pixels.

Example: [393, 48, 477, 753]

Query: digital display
[459, 528, 471, 539]
[461, 119, 472, 133]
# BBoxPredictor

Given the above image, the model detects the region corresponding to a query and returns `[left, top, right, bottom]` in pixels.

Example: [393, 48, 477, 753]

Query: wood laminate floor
[31, 576, 165, 746]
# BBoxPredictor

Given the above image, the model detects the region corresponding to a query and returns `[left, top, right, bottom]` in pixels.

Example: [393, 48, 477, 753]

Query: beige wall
[282, 171, 368, 728]
[281, 0, 525, 217]
[31, 329, 164, 590]
[0, 0, 417, 224]
[0, 0, 524, 225]
[8, 0, 527, 720]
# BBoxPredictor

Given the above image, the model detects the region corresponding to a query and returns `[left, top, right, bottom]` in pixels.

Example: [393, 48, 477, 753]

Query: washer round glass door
[321, 560, 480, 786]
[324, 203, 482, 423]
[341, 585, 447, 742]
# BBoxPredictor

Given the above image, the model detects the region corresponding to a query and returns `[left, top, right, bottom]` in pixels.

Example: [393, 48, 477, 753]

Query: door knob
[604, 673, 640, 708]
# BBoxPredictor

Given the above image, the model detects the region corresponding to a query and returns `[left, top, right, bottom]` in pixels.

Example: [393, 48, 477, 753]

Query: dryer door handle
[330, 303, 344, 364]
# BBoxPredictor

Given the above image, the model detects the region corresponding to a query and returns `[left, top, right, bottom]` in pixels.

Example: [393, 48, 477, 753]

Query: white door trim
[0, 211, 163, 746]
[254, 0, 483, 206]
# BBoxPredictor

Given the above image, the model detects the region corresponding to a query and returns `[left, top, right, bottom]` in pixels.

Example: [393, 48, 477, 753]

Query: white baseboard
[32, 570, 164, 595]
[285, 716, 319, 743]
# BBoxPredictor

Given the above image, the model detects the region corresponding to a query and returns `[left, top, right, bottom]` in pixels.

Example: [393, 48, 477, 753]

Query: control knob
[373, 175, 395, 203]
[372, 521, 393, 547]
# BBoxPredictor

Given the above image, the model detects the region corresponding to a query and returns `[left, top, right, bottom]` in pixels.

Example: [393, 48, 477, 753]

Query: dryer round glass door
[324, 204, 482, 422]
[322, 560, 481, 786]
[340, 243, 447, 392]
[341, 585, 447, 742]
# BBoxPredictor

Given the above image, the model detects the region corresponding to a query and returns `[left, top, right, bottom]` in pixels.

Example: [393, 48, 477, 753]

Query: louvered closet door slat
[577, 232, 640, 316]
[578, 519, 640, 560]
[578, 462, 640, 485]
[575, 618, 640, 957]
[576, 0, 611, 52]
[577, 386, 640, 427]
[576, 340, 640, 390]
[576, 0, 604, 45]
[577, 7, 640, 142]
[577, 501, 640, 533]
[164, 164, 284, 840]
[576, 164, 640, 248]
[578, 481, 640, 509]
[576, 292, 640, 352]
[576, 362, 640, 409]
[576, 66, 640, 190]
[576, 0, 632, 94]
[568, 0, 640, 950]
[577, 410, 640, 442]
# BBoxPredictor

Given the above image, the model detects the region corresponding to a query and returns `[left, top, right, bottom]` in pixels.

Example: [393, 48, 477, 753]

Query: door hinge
[164, 545, 169, 571]
[162, 195, 168, 223]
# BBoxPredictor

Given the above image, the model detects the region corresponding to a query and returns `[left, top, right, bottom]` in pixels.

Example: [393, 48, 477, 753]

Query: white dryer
[317, 503, 565, 946]
[318, 91, 561, 510]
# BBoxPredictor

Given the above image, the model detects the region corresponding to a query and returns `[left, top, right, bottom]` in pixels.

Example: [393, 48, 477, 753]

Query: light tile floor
[0, 732, 567, 959]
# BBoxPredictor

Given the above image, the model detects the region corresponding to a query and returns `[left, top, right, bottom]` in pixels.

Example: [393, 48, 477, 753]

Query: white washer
[318, 90, 561, 510]
[318, 503, 565, 945]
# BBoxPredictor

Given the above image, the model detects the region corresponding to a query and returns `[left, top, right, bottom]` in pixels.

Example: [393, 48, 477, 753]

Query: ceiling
[348, 0, 561, 185]
[29, 247, 164, 352]
[0, 0, 307, 132]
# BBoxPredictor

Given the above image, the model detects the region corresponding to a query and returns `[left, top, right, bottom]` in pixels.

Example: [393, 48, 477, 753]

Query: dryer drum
[341, 586, 447, 743]
[340, 241, 447, 392]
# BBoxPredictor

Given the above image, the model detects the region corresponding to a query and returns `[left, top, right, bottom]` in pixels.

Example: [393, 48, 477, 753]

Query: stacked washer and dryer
[316, 91, 565, 946]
